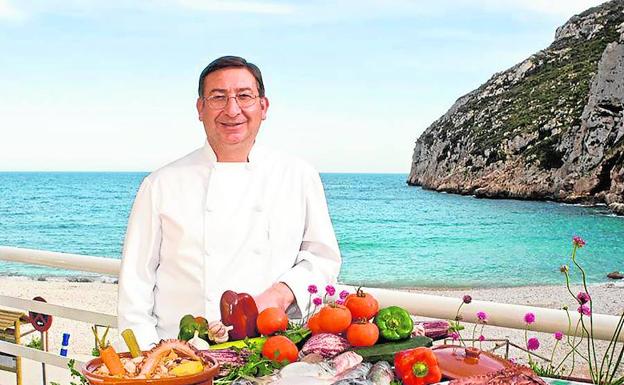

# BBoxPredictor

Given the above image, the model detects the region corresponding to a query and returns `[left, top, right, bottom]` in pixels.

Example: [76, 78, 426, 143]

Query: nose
[223, 96, 242, 117]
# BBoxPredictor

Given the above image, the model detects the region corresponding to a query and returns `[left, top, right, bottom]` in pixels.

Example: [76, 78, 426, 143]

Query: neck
[209, 140, 253, 162]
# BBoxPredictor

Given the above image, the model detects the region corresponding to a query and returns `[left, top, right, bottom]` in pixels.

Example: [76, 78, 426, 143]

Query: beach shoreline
[1, 276, 622, 380]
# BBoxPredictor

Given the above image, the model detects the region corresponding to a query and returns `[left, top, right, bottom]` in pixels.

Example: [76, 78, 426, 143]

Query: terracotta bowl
[81, 352, 220, 385]
[432, 345, 512, 380]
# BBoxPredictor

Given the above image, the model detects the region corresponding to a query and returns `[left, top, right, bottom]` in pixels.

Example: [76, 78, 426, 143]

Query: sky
[0, 0, 606, 173]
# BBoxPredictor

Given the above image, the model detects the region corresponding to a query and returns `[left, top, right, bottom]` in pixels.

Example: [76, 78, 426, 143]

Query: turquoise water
[0, 172, 622, 287]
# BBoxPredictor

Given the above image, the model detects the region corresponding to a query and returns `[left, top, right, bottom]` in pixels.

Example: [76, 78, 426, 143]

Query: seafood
[138, 339, 204, 377]
[333, 362, 372, 381]
[279, 361, 335, 379]
[332, 351, 363, 375]
[366, 361, 393, 385]
[331, 379, 374, 385]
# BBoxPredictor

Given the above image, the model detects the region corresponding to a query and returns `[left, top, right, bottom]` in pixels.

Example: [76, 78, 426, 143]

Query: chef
[117, 56, 342, 349]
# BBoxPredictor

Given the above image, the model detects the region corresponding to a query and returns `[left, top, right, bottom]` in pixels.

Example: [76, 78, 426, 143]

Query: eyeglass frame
[201, 92, 261, 110]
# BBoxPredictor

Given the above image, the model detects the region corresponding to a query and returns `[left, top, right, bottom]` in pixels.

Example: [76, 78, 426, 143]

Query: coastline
[1, 276, 622, 379]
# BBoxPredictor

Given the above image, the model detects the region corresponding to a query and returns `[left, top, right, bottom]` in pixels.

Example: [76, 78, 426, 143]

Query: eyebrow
[208, 87, 254, 94]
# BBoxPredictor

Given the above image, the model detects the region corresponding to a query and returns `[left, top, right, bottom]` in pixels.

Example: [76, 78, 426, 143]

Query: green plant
[50, 359, 88, 385]
[25, 336, 43, 350]
[555, 236, 624, 385]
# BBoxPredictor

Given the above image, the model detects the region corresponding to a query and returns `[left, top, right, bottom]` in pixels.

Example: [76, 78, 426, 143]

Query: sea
[1, 172, 623, 288]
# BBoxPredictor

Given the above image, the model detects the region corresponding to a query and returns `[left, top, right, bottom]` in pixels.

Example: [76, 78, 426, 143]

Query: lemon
[170, 360, 204, 376]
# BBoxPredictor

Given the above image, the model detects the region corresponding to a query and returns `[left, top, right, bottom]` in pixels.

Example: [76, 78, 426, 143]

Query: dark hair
[198, 56, 265, 97]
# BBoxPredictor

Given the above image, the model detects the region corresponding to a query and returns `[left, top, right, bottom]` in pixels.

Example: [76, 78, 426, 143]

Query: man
[117, 56, 341, 349]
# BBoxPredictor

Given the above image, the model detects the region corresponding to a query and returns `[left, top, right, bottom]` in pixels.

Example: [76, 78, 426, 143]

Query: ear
[260, 97, 269, 120]
[196, 97, 205, 120]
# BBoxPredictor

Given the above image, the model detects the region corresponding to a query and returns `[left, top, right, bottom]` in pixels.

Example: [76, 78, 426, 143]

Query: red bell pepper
[394, 347, 442, 385]
[220, 290, 259, 340]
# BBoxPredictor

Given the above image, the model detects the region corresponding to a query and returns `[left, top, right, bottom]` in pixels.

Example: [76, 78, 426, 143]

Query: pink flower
[325, 285, 336, 296]
[450, 332, 460, 341]
[578, 304, 591, 316]
[335, 299, 344, 305]
[476, 311, 488, 322]
[573, 236, 586, 248]
[527, 337, 540, 351]
[307, 285, 318, 294]
[577, 292, 591, 305]
[524, 312, 536, 324]
[313, 297, 322, 306]
[463, 295, 472, 304]
[554, 331, 564, 341]
[478, 335, 485, 342]
[339, 290, 349, 300]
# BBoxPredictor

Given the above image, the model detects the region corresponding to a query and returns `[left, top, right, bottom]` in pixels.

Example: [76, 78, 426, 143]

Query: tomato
[318, 304, 352, 334]
[256, 307, 289, 336]
[307, 312, 324, 335]
[346, 321, 379, 347]
[261, 335, 299, 363]
[344, 288, 379, 321]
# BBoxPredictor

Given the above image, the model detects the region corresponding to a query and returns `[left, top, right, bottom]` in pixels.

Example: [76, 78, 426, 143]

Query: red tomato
[318, 304, 352, 334]
[346, 321, 379, 347]
[261, 335, 299, 363]
[256, 307, 289, 336]
[344, 288, 379, 320]
[307, 312, 324, 335]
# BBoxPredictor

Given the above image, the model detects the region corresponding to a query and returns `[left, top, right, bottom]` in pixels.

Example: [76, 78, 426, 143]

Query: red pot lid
[432, 344, 513, 380]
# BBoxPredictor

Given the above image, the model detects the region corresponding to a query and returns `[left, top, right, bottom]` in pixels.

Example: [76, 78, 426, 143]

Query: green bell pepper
[374, 306, 414, 341]
[178, 314, 209, 341]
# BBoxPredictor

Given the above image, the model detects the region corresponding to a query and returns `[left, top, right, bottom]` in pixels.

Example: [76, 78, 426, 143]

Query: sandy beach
[1, 277, 623, 382]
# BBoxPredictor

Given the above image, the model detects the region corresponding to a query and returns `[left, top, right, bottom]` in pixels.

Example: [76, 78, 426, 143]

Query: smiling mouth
[219, 122, 246, 128]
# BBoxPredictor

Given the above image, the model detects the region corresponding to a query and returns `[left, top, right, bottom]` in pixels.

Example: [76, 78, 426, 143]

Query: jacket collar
[201, 140, 263, 169]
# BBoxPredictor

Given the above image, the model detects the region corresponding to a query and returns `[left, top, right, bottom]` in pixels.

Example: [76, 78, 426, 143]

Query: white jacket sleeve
[279, 171, 341, 317]
[117, 177, 161, 350]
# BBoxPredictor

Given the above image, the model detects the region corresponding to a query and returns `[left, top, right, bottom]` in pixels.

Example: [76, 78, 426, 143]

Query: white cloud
[176, 0, 294, 14]
[0, 0, 24, 20]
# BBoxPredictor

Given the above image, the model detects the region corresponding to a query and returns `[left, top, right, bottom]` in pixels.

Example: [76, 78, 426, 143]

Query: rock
[610, 202, 624, 215]
[408, 0, 624, 215]
[607, 271, 624, 279]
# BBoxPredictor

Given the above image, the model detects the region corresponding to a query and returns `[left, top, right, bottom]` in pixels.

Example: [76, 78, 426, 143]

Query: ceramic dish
[81, 353, 220, 385]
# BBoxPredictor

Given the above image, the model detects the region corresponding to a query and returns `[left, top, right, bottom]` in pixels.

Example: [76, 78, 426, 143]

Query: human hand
[254, 282, 295, 313]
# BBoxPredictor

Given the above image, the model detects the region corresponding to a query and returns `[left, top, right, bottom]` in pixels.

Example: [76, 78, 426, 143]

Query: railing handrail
[1, 245, 623, 342]
[0, 340, 84, 368]
[0, 246, 120, 276]
[0, 295, 117, 327]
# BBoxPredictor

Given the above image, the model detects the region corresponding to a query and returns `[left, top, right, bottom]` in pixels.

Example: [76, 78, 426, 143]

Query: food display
[83, 339, 218, 381]
[80, 287, 549, 385]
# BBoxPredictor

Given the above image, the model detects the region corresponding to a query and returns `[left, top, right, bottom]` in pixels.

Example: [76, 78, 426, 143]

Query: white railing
[1, 245, 623, 348]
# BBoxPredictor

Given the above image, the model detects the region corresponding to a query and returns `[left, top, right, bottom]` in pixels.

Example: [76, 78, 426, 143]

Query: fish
[333, 362, 373, 381]
[366, 361, 394, 385]
[331, 379, 374, 385]
[332, 351, 363, 375]
[279, 361, 336, 379]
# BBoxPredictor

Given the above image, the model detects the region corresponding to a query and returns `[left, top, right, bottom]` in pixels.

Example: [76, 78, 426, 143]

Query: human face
[196, 68, 269, 154]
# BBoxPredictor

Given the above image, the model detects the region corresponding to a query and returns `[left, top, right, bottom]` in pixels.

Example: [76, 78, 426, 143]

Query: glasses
[203, 93, 258, 110]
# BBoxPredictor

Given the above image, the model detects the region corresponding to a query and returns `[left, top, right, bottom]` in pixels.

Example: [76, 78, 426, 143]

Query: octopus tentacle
[138, 339, 204, 377]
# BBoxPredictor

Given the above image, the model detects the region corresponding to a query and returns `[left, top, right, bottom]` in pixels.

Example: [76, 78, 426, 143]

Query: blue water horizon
[1, 172, 623, 288]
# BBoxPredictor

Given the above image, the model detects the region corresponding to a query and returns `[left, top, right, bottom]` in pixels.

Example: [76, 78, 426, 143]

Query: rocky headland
[408, 0, 624, 214]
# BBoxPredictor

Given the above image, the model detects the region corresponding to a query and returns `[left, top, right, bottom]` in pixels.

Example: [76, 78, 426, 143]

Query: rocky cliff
[407, 0, 624, 214]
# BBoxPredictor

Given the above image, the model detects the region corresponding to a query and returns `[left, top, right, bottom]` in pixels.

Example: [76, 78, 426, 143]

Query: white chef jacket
[117, 142, 341, 349]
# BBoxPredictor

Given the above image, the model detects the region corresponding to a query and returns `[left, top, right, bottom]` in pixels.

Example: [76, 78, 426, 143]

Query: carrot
[99, 345, 125, 375]
[92, 326, 125, 376]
